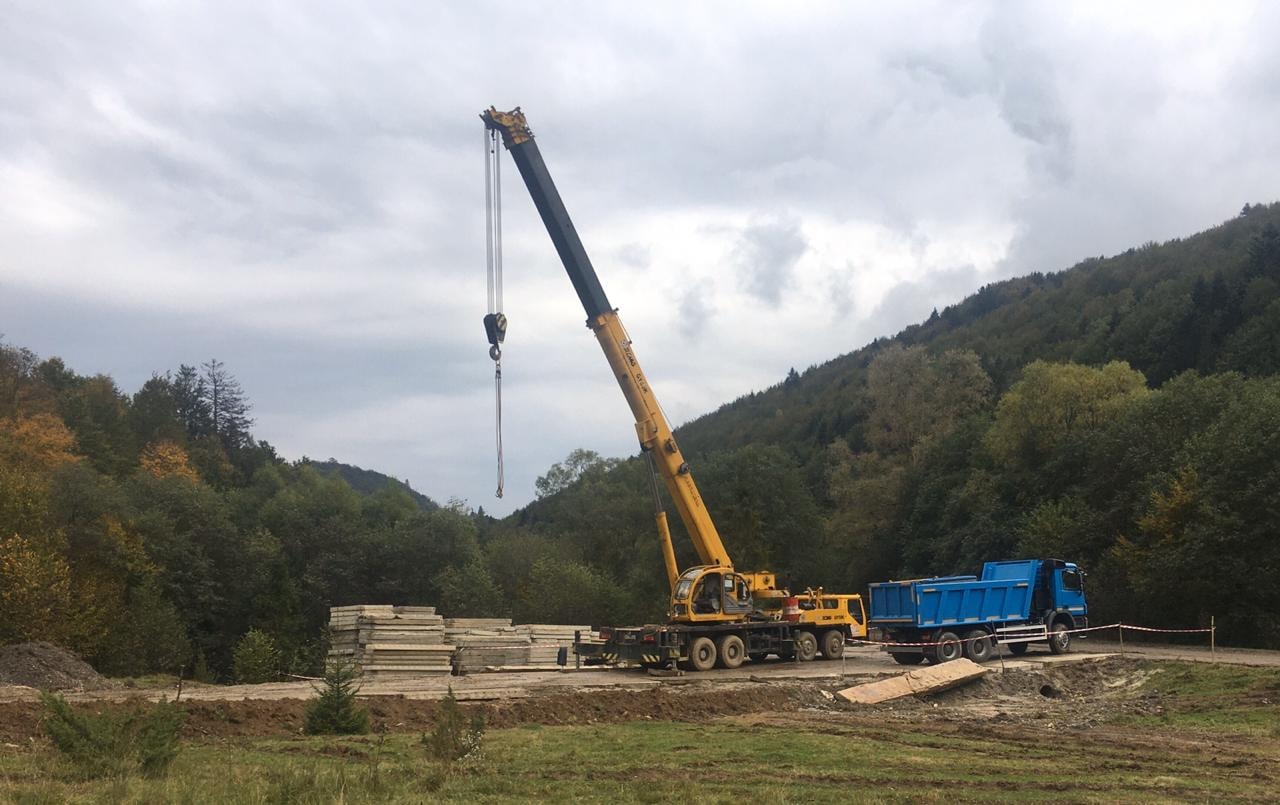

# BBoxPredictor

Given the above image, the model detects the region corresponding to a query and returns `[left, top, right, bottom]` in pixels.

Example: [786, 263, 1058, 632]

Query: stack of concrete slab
[445, 618, 528, 672]
[518, 624, 596, 667]
[328, 605, 453, 679]
[329, 606, 607, 675]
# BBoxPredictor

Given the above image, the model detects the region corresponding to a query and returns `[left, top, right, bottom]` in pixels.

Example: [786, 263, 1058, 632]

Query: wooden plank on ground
[836, 658, 988, 705]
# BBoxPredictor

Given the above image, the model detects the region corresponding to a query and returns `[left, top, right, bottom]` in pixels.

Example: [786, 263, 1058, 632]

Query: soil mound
[0, 641, 113, 691]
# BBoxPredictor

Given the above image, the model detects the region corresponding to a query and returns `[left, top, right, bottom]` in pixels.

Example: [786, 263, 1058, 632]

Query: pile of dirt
[0, 642, 114, 692]
[0, 681, 819, 743]
[847, 657, 1164, 728]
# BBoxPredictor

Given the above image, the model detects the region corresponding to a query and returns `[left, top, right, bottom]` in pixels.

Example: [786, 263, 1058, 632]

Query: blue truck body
[867, 559, 1087, 664]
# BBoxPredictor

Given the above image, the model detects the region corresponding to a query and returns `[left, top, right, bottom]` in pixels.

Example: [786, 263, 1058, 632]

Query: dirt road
[0, 646, 1110, 704]
[1082, 638, 1280, 666]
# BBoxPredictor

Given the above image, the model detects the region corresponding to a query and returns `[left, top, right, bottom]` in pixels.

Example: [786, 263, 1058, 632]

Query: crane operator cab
[673, 567, 753, 622]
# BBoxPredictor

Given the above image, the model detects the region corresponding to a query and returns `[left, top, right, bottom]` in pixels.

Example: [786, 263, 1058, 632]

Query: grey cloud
[979, 11, 1074, 184]
[862, 264, 983, 341]
[732, 217, 807, 307]
[615, 242, 651, 269]
[676, 278, 715, 338]
[2, 2, 1277, 513]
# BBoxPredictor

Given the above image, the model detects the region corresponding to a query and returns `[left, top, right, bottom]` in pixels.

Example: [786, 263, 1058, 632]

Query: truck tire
[1048, 622, 1071, 655]
[1007, 641, 1029, 656]
[963, 630, 993, 663]
[891, 653, 925, 665]
[820, 630, 845, 660]
[930, 631, 963, 664]
[716, 634, 746, 669]
[688, 636, 717, 671]
[794, 631, 818, 662]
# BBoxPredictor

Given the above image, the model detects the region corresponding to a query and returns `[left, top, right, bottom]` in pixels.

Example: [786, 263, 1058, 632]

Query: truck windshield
[1062, 570, 1082, 591]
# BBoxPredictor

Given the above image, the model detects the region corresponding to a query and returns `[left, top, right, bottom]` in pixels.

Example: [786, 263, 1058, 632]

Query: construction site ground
[2, 643, 1277, 801]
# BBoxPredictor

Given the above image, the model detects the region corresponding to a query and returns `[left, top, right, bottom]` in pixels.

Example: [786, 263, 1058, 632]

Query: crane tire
[716, 634, 746, 669]
[794, 631, 818, 662]
[820, 630, 845, 659]
[687, 636, 717, 672]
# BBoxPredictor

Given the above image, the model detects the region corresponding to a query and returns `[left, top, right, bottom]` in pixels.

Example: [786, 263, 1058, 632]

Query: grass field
[1, 661, 1276, 803]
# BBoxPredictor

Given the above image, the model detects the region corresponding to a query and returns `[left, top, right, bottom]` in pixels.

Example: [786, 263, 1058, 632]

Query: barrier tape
[852, 622, 1213, 649]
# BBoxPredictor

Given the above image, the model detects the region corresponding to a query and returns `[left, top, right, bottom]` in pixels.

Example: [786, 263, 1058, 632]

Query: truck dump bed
[869, 560, 1041, 629]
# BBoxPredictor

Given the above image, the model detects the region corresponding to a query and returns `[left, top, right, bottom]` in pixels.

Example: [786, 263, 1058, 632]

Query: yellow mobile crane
[482, 107, 864, 670]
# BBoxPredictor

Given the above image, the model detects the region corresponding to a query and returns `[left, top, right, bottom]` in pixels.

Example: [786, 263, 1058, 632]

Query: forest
[2, 203, 1279, 680]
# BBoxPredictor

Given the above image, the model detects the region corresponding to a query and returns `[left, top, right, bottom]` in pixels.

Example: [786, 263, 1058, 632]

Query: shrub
[304, 660, 370, 735]
[41, 692, 185, 779]
[422, 687, 484, 763]
[232, 628, 280, 684]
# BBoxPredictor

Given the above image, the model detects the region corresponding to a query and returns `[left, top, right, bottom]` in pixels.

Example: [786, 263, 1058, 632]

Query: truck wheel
[963, 630, 993, 663]
[820, 630, 845, 660]
[891, 653, 925, 666]
[1007, 642, 1029, 656]
[930, 631, 962, 664]
[716, 634, 746, 669]
[1048, 622, 1071, 655]
[688, 636, 717, 671]
[794, 631, 818, 662]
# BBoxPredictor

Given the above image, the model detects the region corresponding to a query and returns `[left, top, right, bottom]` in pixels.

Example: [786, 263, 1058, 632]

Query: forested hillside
[0, 354, 489, 679]
[510, 204, 1280, 648]
[3, 204, 1278, 680]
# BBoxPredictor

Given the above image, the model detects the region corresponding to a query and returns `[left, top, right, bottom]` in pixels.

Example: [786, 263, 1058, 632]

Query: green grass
[1116, 661, 1280, 736]
[1, 713, 1275, 803]
[4, 661, 1278, 803]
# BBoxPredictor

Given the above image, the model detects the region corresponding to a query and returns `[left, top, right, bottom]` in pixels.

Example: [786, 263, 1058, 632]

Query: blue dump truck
[867, 559, 1087, 665]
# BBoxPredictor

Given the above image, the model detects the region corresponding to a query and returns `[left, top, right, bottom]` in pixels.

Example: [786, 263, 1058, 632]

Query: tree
[171, 364, 211, 439]
[0, 533, 74, 645]
[139, 441, 200, 483]
[201, 359, 253, 450]
[985, 360, 1149, 471]
[865, 345, 992, 463]
[534, 449, 619, 499]
[232, 628, 281, 683]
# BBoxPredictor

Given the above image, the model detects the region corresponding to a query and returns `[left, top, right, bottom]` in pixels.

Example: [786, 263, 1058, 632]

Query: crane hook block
[484, 313, 507, 362]
[484, 312, 508, 347]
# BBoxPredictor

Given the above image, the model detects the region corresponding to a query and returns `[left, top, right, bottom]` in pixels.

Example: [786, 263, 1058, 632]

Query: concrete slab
[837, 658, 988, 704]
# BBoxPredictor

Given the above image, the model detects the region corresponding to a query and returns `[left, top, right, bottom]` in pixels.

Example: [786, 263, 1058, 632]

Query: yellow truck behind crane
[481, 107, 864, 670]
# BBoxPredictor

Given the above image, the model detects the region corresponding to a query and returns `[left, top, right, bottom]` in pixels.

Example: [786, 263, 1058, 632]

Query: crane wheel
[715, 634, 746, 669]
[820, 630, 845, 659]
[794, 631, 818, 662]
[688, 636, 717, 672]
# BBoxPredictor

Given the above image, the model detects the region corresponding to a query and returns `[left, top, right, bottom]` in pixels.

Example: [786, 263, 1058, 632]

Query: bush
[41, 692, 185, 779]
[304, 660, 370, 735]
[422, 687, 484, 763]
[232, 628, 280, 684]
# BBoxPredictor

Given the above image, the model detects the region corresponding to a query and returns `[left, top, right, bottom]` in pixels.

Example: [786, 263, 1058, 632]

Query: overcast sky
[3, 1, 1278, 514]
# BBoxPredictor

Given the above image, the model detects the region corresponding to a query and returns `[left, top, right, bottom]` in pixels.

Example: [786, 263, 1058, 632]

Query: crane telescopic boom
[480, 106, 730, 586]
